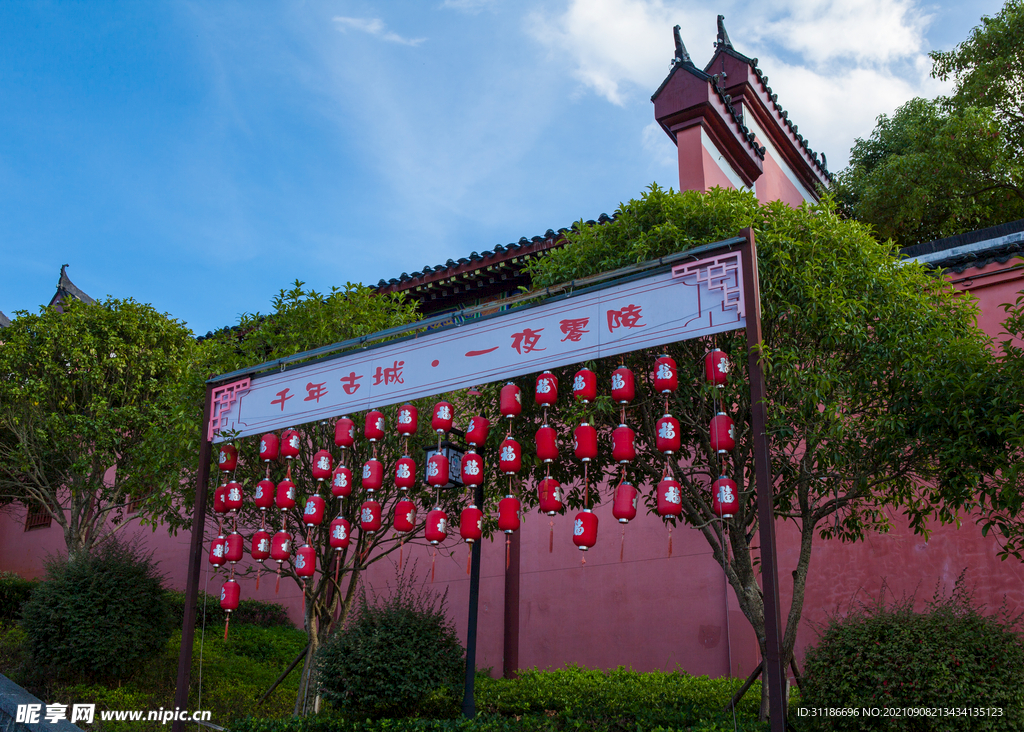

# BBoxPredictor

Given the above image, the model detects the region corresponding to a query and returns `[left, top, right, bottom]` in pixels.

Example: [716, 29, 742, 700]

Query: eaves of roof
[373, 214, 616, 301]
[901, 218, 1024, 273]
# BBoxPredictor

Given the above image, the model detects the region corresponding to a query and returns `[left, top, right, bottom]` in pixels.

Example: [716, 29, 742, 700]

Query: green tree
[196, 282, 469, 714]
[835, 1, 1024, 246]
[0, 298, 200, 558]
[834, 98, 1024, 247]
[931, 0, 1024, 155]
[520, 184, 1013, 718]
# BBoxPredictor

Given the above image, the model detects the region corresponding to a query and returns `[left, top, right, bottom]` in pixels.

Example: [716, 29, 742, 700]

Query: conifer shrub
[20, 539, 173, 683]
[315, 572, 464, 719]
[800, 575, 1024, 730]
[0, 572, 36, 622]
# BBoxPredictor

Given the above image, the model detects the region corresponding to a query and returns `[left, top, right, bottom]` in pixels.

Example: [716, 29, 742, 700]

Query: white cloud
[527, 0, 949, 168]
[747, 0, 931, 66]
[333, 16, 426, 46]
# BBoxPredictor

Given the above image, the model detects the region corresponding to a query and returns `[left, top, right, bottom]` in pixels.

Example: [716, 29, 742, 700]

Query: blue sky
[0, 0, 1006, 336]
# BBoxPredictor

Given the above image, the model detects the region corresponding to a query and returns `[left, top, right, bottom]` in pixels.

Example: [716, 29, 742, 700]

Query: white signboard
[209, 252, 745, 441]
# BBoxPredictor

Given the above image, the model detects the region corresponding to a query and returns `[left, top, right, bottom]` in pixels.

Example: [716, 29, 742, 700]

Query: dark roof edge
[900, 218, 1024, 259]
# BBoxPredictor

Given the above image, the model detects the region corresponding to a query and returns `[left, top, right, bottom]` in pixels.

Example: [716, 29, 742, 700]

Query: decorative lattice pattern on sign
[208, 378, 251, 440]
[672, 254, 744, 318]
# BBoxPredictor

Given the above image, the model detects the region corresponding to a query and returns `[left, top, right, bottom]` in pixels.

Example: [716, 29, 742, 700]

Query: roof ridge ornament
[716, 15, 733, 49]
[672, 25, 693, 66]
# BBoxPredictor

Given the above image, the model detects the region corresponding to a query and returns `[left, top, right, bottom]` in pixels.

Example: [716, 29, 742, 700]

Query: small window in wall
[24, 503, 52, 531]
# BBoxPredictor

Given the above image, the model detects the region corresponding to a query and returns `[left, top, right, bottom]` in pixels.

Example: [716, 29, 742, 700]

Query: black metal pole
[461, 479, 485, 718]
[739, 229, 787, 732]
[172, 384, 214, 732]
[502, 529, 521, 679]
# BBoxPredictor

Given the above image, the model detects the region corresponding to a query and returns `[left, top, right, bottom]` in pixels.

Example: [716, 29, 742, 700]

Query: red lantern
[303, 494, 326, 526]
[611, 366, 635, 403]
[710, 413, 736, 453]
[656, 477, 683, 517]
[271, 531, 292, 562]
[705, 349, 730, 387]
[224, 481, 243, 512]
[359, 499, 382, 533]
[573, 368, 597, 403]
[535, 371, 558, 406]
[538, 477, 563, 515]
[573, 423, 597, 462]
[294, 544, 315, 577]
[312, 449, 333, 481]
[252, 530, 271, 562]
[426, 453, 450, 487]
[654, 355, 678, 393]
[611, 425, 635, 463]
[460, 505, 483, 543]
[394, 456, 417, 489]
[499, 438, 521, 474]
[498, 495, 521, 533]
[331, 465, 352, 498]
[254, 479, 275, 509]
[393, 499, 417, 533]
[276, 479, 296, 509]
[362, 458, 384, 492]
[535, 425, 558, 463]
[466, 416, 490, 447]
[225, 532, 244, 563]
[259, 433, 279, 462]
[431, 402, 454, 433]
[572, 509, 598, 550]
[461, 451, 484, 486]
[397, 404, 418, 435]
[220, 579, 240, 612]
[656, 414, 681, 455]
[209, 534, 227, 566]
[425, 507, 448, 545]
[281, 429, 301, 459]
[364, 411, 385, 442]
[334, 417, 355, 447]
[500, 383, 522, 418]
[212, 484, 228, 514]
[218, 444, 238, 472]
[712, 476, 739, 518]
[612, 481, 638, 523]
[329, 516, 351, 549]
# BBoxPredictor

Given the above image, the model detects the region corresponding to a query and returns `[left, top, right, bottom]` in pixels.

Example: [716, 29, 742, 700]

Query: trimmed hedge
[0, 573, 36, 622]
[232, 712, 766, 732]
[165, 589, 293, 629]
[231, 665, 767, 732]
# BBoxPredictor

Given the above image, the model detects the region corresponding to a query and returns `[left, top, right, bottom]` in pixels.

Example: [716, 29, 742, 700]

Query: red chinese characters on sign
[607, 304, 644, 332]
[304, 382, 328, 403]
[271, 388, 293, 411]
[511, 328, 545, 354]
[559, 318, 590, 342]
[340, 372, 363, 395]
[372, 360, 405, 386]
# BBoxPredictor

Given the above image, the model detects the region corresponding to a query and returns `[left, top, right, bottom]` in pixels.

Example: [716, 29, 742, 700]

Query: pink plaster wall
[754, 151, 807, 208]
[676, 127, 737, 195]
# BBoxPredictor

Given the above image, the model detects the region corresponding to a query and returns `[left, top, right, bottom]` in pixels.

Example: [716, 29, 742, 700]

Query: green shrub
[164, 589, 293, 629]
[20, 539, 173, 683]
[473, 665, 761, 729]
[801, 575, 1024, 730]
[315, 573, 465, 719]
[0, 573, 36, 622]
